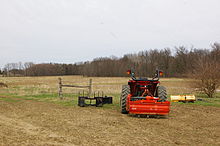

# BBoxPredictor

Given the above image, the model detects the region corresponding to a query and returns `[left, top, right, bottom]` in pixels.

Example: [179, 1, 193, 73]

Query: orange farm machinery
[120, 70, 170, 115]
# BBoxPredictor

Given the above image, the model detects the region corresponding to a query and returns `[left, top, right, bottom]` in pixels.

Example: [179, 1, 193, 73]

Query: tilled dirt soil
[0, 98, 220, 146]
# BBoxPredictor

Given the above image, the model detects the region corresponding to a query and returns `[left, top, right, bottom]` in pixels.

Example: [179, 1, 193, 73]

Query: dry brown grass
[160, 78, 196, 94]
[0, 76, 196, 97]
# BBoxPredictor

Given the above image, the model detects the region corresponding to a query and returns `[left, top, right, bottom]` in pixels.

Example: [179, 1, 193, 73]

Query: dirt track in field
[0, 98, 220, 146]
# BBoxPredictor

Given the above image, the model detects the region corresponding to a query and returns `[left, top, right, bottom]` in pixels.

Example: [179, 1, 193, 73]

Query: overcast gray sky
[0, 0, 220, 68]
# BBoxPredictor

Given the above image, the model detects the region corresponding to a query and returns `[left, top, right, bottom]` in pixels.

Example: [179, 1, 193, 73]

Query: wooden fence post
[88, 79, 92, 97]
[58, 78, 63, 100]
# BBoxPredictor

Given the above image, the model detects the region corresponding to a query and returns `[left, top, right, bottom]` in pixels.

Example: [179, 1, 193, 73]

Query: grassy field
[1, 76, 220, 145]
[0, 76, 219, 107]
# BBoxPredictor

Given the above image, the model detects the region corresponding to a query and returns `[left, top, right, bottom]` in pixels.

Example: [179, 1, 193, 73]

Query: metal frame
[78, 91, 112, 107]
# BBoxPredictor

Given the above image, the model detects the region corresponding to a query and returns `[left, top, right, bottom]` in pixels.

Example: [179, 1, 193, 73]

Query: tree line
[1, 43, 220, 78]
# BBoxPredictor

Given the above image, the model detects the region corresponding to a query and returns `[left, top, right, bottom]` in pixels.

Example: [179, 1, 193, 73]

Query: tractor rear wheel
[120, 85, 129, 114]
[157, 86, 167, 102]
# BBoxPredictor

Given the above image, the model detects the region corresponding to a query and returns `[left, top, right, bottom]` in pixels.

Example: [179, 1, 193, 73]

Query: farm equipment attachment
[120, 70, 170, 115]
[170, 95, 196, 103]
[78, 91, 112, 107]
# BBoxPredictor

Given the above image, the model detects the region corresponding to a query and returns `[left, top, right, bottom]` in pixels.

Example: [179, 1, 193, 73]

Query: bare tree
[193, 58, 220, 98]
[24, 62, 34, 76]
[4, 63, 12, 76]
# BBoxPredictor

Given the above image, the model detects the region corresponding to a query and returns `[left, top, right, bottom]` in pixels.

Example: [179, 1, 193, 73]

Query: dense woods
[1, 43, 220, 78]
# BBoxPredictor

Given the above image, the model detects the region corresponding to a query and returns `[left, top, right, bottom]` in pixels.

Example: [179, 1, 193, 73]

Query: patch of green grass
[25, 93, 58, 98]
[196, 92, 220, 98]
[0, 92, 17, 96]
[172, 93, 220, 107]
[193, 100, 220, 107]
[54, 100, 75, 106]
[194, 93, 220, 107]
[0, 97, 19, 102]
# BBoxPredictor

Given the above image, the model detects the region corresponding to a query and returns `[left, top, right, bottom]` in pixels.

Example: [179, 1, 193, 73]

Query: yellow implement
[170, 95, 196, 103]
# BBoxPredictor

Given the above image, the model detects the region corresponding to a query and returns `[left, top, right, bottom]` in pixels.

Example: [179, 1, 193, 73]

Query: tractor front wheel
[120, 85, 129, 114]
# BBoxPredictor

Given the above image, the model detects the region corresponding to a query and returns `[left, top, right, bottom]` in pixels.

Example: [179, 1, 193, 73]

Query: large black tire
[156, 86, 167, 102]
[120, 85, 130, 114]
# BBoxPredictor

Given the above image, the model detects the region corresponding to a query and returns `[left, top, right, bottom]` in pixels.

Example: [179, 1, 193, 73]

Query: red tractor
[120, 70, 170, 115]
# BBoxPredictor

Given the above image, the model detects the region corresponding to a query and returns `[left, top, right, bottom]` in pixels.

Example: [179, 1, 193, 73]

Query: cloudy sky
[0, 0, 220, 68]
